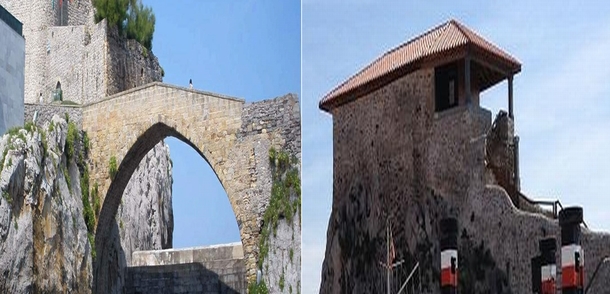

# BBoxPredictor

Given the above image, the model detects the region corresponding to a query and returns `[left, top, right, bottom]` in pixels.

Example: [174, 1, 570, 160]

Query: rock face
[263, 212, 301, 294]
[0, 116, 92, 293]
[102, 141, 174, 294]
[118, 141, 173, 259]
[0, 116, 174, 293]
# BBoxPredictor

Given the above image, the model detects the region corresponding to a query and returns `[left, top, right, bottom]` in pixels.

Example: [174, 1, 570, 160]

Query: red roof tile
[320, 19, 521, 112]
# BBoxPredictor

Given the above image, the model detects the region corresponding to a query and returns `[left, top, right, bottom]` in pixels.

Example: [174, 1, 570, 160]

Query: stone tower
[0, 0, 160, 105]
[318, 19, 610, 293]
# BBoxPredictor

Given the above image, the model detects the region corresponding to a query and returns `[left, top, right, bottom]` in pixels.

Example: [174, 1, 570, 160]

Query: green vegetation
[1, 148, 8, 170]
[93, 0, 155, 50]
[75, 132, 97, 261]
[63, 166, 71, 189]
[289, 248, 294, 263]
[247, 281, 268, 294]
[65, 121, 78, 162]
[257, 147, 301, 268]
[92, 182, 101, 217]
[109, 156, 118, 180]
[279, 270, 285, 291]
[2, 190, 11, 205]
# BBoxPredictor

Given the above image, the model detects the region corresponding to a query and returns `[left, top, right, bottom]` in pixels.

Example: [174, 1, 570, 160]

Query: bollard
[440, 218, 458, 294]
[539, 237, 557, 294]
[559, 206, 584, 294]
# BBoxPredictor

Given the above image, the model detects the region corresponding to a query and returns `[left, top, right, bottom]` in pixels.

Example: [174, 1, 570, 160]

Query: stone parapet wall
[241, 94, 301, 159]
[125, 261, 247, 294]
[24, 103, 83, 129]
[126, 244, 247, 293]
[131, 243, 244, 267]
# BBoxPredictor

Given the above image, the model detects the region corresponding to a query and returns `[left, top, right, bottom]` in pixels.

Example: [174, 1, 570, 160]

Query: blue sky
[144, 0, 300, 248]
[302, 1, 610, 293]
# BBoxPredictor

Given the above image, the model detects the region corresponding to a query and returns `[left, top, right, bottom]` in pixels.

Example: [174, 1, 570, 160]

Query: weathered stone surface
[119, 141, 173, 258]
[0, 1, 160, 104]
[101, 140, 174, 294]
[263, 212, 301, 294]
[321, 69, 610, 293]
[25, 103, 83, 129]
[127, 244, 247, 293]
[0, 115, 92, 293]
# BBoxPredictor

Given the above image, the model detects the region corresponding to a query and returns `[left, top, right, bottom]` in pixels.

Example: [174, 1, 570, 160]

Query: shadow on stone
[124, 262, 244, 294]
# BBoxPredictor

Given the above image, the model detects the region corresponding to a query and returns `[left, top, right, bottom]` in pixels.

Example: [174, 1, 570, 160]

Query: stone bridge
[81, 82, 300, 291]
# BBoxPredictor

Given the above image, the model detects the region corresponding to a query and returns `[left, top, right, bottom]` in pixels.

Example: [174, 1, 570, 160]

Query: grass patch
[0, 148, 8, 170]
[63, 166, 71, 190]
[289, 248, 294, 263]
[2, 190, 11, 205]
[92, 182, 100, 217]
[109, 156, 118, 180]
[65, 121, 78, 162]
[247, 281, 268, 294]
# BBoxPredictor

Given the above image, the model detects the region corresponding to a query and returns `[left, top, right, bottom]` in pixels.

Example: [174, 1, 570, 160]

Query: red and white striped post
[539, 237, 557, 294]
[559, 206, 584, 294]
[440, 218, 458, 294]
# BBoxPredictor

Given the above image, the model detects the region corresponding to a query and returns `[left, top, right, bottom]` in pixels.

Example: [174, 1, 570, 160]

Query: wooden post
[465, 55, 472, 105]
[508, 75, 514, 119]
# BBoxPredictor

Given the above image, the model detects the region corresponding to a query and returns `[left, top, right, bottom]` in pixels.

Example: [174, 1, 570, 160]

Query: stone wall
[46, 22, 107, 105]
[0, 9, 25, 135]
[240, 94, 301, 160]
[0, 0, 160, 105]
[0, 0, 60, 103]
[24, 103, 83, 129]
[67, 0, 94, 26]
[82, 83, 301, 289]
[105, 26, 162, 97]
[321, 68, 610, 293]
[126, 244, 247, 293]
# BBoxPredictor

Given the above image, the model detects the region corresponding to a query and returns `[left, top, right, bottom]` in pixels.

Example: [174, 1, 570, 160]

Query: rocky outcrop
[0, 116, 92, 293]
[118, 141, 173, 259]
[263, 212, 301, 294]
[0, 116, 174, 294]
[102, 141, 174, 294]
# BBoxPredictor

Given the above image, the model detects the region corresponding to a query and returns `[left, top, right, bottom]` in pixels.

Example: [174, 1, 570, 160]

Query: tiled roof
[320, 19, 521, 112]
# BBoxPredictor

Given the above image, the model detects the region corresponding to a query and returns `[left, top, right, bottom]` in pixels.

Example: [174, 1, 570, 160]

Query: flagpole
[387, 218, 390, 294]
